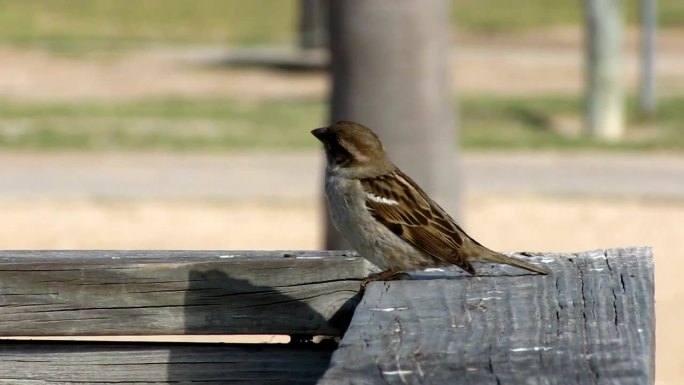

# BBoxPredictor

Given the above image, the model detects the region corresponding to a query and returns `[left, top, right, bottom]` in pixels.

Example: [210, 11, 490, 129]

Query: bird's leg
[359, 269, 409, 293]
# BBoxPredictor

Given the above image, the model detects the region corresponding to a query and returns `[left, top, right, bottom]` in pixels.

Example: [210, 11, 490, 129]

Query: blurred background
[0, 0, 681, 383]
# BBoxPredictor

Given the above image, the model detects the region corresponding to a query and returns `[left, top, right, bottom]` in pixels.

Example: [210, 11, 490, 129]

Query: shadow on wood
[180, 267, 361, 336]
[166, 268, 346, 383]
[170, 267, 364, 383]
[0, 340, 336, 385]
[0, 251, 368, 384]
[0, 250, 368, 336]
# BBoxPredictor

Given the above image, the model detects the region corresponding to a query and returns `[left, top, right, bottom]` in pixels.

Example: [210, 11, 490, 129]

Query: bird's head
[312, 121, 394, 178]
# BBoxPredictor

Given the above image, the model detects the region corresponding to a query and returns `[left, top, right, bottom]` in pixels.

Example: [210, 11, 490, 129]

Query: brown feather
[361, 170, 474, 273]
[315, 120, 548, 276]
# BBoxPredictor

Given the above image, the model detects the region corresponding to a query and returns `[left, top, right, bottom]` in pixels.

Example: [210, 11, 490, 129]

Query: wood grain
[0, 250, 372, 336]
[319, 247, 654, 385]
[0, 340, 334, 384]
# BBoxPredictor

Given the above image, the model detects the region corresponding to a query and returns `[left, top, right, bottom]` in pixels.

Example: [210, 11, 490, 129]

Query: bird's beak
[311, 127, 328, 142]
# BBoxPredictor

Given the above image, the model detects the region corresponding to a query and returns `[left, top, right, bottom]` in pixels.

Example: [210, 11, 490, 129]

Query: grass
[452, 0, 684, 32]
[460, 96, 684, 150]
[0, 98, 323, 151]
[0, 0, 682, 51]
[1, 95, 682, 152]
[0, 0, 297, 50]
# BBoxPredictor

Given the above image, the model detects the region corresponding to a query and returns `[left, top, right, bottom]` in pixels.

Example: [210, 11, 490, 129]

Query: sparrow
[312, 120, 550, 282]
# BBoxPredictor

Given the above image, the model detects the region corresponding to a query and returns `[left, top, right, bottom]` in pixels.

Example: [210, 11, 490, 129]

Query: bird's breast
[324, 174, 370, 240]
[323, 172, 428, 271]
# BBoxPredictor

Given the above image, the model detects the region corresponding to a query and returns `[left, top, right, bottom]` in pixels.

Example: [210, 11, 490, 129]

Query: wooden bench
[0, 247, 654, 384]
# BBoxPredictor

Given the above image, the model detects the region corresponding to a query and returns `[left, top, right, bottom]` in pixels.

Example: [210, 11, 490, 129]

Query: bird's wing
[360, 170, 475, 274]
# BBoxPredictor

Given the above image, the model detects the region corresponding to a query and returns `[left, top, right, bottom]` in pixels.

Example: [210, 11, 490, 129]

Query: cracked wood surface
[0, 250, 372, 336]
[0, 340, 334, 384]
[319, 247, 654, 385]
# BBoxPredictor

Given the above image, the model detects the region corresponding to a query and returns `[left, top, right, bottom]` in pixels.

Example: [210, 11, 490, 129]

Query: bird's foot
[359, 269, 409, 294]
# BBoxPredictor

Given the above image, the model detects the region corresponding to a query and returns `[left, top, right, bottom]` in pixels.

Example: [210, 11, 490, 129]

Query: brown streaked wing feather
[362, 173, 429, 226]
[361, 170, 472, 272]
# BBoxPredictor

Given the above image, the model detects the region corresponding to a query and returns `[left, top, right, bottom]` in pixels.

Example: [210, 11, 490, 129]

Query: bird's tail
[476, 249, 550, 275]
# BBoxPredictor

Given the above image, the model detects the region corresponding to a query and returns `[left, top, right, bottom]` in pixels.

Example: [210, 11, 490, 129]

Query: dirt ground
[1, 28, 683, 101]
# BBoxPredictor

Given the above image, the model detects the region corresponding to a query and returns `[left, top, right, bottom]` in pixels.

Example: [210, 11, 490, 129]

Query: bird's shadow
[166, 268, 360, 384]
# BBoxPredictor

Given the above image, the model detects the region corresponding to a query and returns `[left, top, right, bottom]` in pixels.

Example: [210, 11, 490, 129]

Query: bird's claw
[358, 269, 409, 295]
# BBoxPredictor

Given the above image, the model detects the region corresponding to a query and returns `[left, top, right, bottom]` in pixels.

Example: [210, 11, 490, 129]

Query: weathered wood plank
[0, 340, 334, 384]
[0, 250, 372, 336]
[319, 247, 654, 385]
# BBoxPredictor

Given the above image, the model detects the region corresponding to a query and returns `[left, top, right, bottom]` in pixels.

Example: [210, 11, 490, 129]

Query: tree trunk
[325, 0, 459, 249]
[299, 0, 328, 50]
[584, 0, 625, 140]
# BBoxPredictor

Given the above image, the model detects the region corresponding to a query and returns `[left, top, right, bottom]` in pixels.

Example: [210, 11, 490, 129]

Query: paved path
[1, 152, 682, 200]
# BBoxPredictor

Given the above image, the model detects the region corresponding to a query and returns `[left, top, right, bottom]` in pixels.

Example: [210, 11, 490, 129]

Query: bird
[312, 120, 550, 283]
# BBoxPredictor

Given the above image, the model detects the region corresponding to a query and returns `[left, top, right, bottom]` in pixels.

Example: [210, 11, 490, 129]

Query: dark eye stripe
[326, 136, 353, 166]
